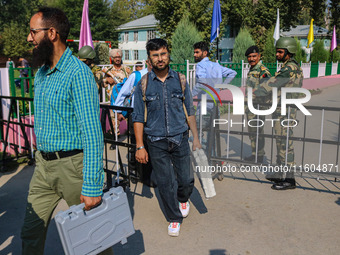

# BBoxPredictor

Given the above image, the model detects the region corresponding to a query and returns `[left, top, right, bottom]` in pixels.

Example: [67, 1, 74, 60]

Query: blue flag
[211, 0, 222, 43]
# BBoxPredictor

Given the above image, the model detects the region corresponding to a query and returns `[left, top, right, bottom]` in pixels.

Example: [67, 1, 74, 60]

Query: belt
[40, 149, 83, 161]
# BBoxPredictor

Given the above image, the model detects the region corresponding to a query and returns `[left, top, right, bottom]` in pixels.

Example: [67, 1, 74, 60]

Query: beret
[245, 45, 259, 56]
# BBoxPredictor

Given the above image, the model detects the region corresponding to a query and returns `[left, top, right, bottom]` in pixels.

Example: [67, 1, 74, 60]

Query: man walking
[133, 39, 201, 236]
[192, 41, 236, 144]
[254, 37, 303, 190]
[244, 45, 271, 163]
[21, 7, 112, 254]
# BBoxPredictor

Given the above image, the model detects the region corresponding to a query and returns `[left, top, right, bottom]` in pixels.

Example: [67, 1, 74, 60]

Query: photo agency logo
[200, 84, 312, 128]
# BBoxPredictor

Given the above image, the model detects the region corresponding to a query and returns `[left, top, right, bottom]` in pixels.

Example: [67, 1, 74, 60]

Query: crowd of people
[19, 6, 304, 254]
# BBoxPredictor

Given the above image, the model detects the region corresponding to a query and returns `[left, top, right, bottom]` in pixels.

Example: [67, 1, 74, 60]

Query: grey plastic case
[55, 186, 135, 255]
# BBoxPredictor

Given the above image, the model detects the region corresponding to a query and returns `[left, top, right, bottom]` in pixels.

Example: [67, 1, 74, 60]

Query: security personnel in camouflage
[254, 37, 303, 190]
[244, 46, 271, 163]
[78, 45, 107, 94]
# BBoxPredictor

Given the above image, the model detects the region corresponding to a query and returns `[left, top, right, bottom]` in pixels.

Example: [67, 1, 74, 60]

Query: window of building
[134, 31, 138, 42]
[124, 32, 128, 43]
[147, 30, 156, 41]
[125, 50, 130, 60]
[134, 50, 139, 60]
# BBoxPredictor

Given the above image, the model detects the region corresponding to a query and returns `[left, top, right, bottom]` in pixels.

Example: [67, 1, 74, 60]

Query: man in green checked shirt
[21, 7, 112, 255]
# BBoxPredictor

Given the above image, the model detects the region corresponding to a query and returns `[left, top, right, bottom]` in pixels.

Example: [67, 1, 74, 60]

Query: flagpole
[217, 28, 219, 61]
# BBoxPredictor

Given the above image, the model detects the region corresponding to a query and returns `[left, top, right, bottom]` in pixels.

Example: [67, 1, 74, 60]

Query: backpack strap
[141, 73, 149, 123]
[141, 72, 189, 124]
[177, 72, 189, 124]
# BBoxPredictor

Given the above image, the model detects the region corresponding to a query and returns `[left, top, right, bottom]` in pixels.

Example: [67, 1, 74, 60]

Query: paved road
[1, 82, 340, 255]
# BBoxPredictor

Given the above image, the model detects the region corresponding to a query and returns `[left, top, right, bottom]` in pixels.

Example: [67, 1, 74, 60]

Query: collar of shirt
[150, 67, 176, 81]
[41, 47, 72, 75]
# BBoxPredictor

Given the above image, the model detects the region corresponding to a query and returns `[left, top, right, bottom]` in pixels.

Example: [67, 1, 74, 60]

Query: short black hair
[194, 41, 210, 56]
[146, 39, 169, 56]
[37, 7, 70, 44]
[245, 45, 259, 56]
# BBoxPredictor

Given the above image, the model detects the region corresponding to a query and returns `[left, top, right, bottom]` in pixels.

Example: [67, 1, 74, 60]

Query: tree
[171, 16, 203, 64]
[232, 28, 255, 63]
[294, 37, 307, 63]
[55, 0, 114, 41]
[329, 0, 340, 36]
[0, 21, 31, 57]
[262, 27, 276, 63]
[311, 40, 329, 62]
[151, 0, 212, 46]
[95, 43, 110, 64]
[310, 0, 327, 27]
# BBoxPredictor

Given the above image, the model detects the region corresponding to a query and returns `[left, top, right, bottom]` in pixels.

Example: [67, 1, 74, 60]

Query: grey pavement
[1, 82, 340, 255]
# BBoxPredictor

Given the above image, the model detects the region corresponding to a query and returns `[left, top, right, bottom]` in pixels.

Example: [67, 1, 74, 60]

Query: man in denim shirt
[132, 39, 201, 237]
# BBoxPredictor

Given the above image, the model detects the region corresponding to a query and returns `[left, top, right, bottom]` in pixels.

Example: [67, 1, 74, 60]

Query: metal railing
[201, 100, 340, 180]
[0, 95, 135, 189]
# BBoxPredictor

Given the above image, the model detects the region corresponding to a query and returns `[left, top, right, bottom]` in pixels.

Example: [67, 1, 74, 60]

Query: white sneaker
[168, 222, 181, 237]
[179, 201, 190, 218]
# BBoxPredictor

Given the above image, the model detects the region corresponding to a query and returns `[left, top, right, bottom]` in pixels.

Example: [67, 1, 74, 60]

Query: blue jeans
[147, 132, 194, 223]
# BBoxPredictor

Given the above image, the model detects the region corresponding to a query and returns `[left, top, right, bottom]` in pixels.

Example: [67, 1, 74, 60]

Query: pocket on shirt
[171, 92, 184, 110]
[146, 93, 160, 111]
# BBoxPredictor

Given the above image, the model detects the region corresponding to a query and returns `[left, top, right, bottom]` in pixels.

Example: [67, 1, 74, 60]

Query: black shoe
[265, 174, 282, 183]
[244, 155, 264, 163]
[271, 181, 296, 190]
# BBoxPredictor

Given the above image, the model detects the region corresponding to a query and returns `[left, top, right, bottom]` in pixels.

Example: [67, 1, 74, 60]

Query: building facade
[117, 15, 158, 64]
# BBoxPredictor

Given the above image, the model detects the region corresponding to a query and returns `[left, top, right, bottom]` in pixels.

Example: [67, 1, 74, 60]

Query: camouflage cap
[78, 45, 96, 61]
[245, 45, 259, 56]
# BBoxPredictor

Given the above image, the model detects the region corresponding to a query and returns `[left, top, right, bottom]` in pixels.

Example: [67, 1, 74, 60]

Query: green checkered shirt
[34, 47, 104, 197]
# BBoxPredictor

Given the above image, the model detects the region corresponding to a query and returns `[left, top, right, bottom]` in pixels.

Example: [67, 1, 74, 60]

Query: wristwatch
[136, 146, 145, 150]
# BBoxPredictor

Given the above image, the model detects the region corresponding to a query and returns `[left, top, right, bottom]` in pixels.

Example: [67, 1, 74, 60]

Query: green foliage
[0, 22, 31, 57]
[330, 49, 340, 62]
[262, 27, 276, 63]
[310, 0, 327, 27]
[232, 28, 255, 63]
[294, 37, 307, 63]
[152, 0, 212, 47]
[311, 40, 329, 63]
[330, 0, 340, 36]
[55, 0, 114, 41]
[171, 16, 203, 64]
[95, 43, 110, 65]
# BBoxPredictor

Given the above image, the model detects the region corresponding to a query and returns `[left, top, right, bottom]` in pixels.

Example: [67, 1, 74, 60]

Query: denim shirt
[132, 68, 194, 142]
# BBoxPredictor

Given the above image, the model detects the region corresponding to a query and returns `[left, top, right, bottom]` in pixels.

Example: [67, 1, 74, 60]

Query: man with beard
[102, 48, 132, 98]
[21, 7, 112, 255]
[192, 41, 236, 148]
[133, 39, 201, 236]
[254, 37, 303, 190]
[244, 45, 271, 163]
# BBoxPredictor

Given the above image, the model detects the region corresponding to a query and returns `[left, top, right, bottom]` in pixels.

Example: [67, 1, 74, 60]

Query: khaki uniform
[104, 64, 132, 136]
[104, 64, 132, 97]
[254, 58, 303, 172]
[246, 62, 271, 157]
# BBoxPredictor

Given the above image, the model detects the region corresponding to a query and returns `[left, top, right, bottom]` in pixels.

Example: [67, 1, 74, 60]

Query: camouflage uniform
[246, 62, 271, 157]
[254, 58, 303, 170]
[89, 63, 105, 93]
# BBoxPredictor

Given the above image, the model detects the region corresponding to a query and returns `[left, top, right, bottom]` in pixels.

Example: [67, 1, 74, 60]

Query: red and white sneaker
[179, 201, 190, 218]
[168, 222, 181, 237]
